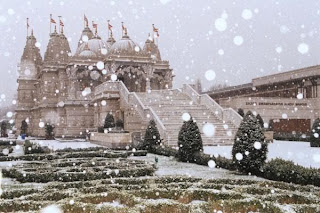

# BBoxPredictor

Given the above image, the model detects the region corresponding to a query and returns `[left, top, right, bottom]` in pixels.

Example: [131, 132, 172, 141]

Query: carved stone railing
[182, 84, 242, 128]
[94, 81, 168, 143]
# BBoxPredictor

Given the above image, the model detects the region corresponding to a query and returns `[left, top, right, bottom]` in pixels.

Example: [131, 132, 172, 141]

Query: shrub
[262, 158, 320, 187]
[1, 121, 8, 137]
[45, 123, 55, 140]
[24, 140, 51, 155]
[141, 120, 161, 151]
[237, 108, 245, 117]
[310, 118, 320, 147]
[151, 146, 178, 157]
[97, 126, 104, 133]
[256, 114, 264, 129]
[232, 111, 268, 174]
[268, 119, 274, 131]
[104, 113, 115, 129]
[177, 117, 203, 162]
[21, 120, 28, 135]
[115, 119, 124, 129]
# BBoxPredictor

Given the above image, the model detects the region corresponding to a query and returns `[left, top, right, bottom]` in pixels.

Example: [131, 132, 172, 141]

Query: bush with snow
[104, 113, 115, 129]
[310, 118, 320, 147]
[141, 120, 161, 151]
[177, 117, 203, 162]
[232, 111, 268, 174]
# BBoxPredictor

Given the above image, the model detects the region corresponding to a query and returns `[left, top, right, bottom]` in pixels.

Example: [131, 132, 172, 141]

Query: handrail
[182, 84, 242, 128]
[95, 80, 168, 143]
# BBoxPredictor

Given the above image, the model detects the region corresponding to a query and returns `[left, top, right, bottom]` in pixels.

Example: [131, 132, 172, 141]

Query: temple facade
[15, 20, 173, 138]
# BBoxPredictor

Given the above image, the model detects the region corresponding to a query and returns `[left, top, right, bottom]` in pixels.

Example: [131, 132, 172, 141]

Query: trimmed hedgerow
[262, 158, 320, 187]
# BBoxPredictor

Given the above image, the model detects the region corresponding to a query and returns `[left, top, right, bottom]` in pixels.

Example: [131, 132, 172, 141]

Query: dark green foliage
[97, 126, 104, 133]
[232, 111, 268, 174]
[177, 117, 203, 162]
[262, 158, 320, 187]
[24, 140, 51, 155]
[104, 113, 115, 129]
[116, 119, 124, 129]
[21, 120, 28, 135]
[151, 145, 178, 157]
[45, 123, 55, 140]
[256, 114, 264, 129]
[268, 119, 274, 131]
[141, 120, 161, 151]
[310, 118, 320, 147]
[237, 108, 245, 117]
[1, 121, 8, 137]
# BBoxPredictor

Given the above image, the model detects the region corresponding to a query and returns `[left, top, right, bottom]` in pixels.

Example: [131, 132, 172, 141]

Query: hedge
[262, 158, 320, 187]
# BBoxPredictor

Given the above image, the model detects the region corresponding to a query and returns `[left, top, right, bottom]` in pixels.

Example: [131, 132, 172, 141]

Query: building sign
[245, 102, 308, 106]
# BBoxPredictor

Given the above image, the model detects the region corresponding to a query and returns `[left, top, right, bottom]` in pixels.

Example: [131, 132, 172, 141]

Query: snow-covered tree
[177, 117, 203, 162]
[232, 111, 268, 174]
[21, 120, 28, 135]
[142, 120, 161, 151]
[104, 113, 115, 129]
[45, 123, 55, 140]
[256, 114, 264, 129]
[310, 118, 320, 147]
[237, 108, 245, 117]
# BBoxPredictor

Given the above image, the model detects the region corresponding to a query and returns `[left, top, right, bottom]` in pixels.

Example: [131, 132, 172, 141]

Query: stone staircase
[94, 81, 242, 146]
[135, 88, 240, 146]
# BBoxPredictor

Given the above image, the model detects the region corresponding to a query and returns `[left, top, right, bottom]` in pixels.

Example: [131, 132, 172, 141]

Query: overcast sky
[0, 0, 319, 107]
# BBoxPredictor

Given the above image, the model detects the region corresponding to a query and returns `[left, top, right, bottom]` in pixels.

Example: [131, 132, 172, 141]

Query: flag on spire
[108, 22, 112, 30]
[92, 21, 97, 29]
[153, 24, 159, 37]
[60, 20, 64, 27]
[50, 17, 56, 24]
[26, 18, 29, 28]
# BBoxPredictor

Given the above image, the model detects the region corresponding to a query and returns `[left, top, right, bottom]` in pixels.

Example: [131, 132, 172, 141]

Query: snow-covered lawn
[204, 140, 320, 168]
[129, 153, 264, 181]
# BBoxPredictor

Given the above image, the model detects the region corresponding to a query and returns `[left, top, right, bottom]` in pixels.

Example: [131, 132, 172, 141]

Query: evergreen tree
[45, 123, 55, 140]
[256, 114, 264, 129]
[21, 120, 28, 135]
[232, 111, 268, 174]
[142, 120, 161, 151]
[268, 119, 274, 131]
[0, 121, 8, 137]
[177, 117, 203, 162]
[237, 108, 245, 117]
[104, 113, 115, 129]
[310, 118, 320, 147]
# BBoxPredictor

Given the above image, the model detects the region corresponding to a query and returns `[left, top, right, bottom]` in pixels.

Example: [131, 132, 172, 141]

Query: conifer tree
[104, 113, 115, 129]
[177, 117, 203, 162]
[21, 120, 28, 135]
[310, 118, 320, 147]
[256, 114, 264, 129]
[232, 111, 268, 174]
[142, 120, 161, 151]
[45, 123, 55, 140]
[237, 108, 245, 117]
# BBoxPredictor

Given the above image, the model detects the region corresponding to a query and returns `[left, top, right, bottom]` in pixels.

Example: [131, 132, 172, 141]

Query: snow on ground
[204, 140, 320, 168]
[29, 139, 100, 151]
[129, 153, 264, 181]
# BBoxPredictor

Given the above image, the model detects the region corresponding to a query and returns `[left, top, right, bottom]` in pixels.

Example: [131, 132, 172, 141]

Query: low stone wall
[90, 132, 131, 148]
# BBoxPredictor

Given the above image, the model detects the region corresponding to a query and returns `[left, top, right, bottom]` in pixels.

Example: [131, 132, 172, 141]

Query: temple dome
[78, 26, 94, 47]
[143, 37, 161, 61]
[76, 35, 107, 57]
[109, 35, 144, 57]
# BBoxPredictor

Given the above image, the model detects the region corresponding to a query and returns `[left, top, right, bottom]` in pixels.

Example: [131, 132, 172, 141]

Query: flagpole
[58, 16, 61, 33]
[83, 14, 85, 28]
[107, 20, 110, 38]
[26, 18, 29, 37]
[121, 22, 124, 37]
[152, 24, 154, 43]
[50, 14, 52, 34]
